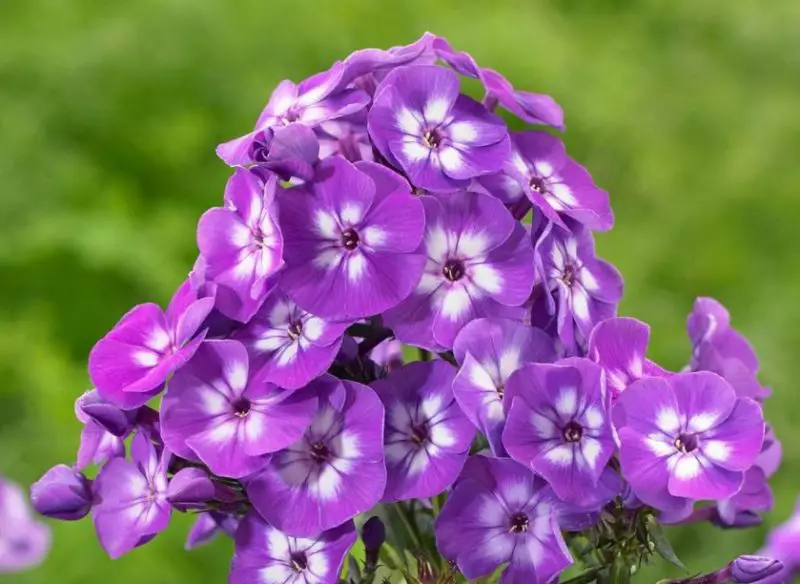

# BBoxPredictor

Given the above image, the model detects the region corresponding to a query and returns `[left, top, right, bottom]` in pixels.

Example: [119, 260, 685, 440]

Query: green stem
[392, 502, 421, 550]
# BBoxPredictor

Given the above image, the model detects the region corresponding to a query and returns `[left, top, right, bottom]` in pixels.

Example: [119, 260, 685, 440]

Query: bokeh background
[2, 0, 799, 582]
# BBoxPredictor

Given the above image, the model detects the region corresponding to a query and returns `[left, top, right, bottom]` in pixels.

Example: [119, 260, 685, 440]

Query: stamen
[442, 259, 466, 282]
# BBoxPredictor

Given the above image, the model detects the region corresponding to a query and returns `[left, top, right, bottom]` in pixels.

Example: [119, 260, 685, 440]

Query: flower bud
[361, 516, 385, 565]
[728, 555, 783, 583]
[30, 465, 92, 521]
[167, 468, 215, 511]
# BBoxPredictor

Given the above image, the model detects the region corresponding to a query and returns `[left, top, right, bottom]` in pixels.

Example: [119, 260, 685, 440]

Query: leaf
[645, 516, 688, 573]
[560, 567, 603, 584]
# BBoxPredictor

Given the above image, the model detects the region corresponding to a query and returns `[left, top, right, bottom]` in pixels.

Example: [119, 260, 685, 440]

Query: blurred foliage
[1, 0, 799, 582]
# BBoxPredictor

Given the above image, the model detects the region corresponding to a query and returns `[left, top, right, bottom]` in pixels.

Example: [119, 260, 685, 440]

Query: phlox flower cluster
[30, 33, 787, 584]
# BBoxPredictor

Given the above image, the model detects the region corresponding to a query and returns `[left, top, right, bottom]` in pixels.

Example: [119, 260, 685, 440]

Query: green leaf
[645, 515, 688, 573]
[560, 567, 603, 584]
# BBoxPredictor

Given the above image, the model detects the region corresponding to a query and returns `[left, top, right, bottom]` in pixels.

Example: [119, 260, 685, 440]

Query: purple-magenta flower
[0, 477, 51, 573]
[217, 61, 370, 166]
[536, 222, 623, 353]
[240, 123, 321, 181]
[230, 512, 356, 584]
[726, 556, 785, 584]
[615, 372, 765, 512]
[318, 119, 373, 163]
[368, 65, 510, 192]
[687, 297, 769, 399]
[246, 376, 385, 537]
[588, 317, 669, 398]
[373, 361, 474, 502]
[435, 456, 572, 584]
[232, 290, 351, 391]
[88, 279, 214, 407]
[161, 339, 317, 478]
[74, 390, 125, 468]
[278, 158, 426, 320]
[452, 317, 556, 455]
[384, 191, 534, 350]
[30, 465, 92, 521]
[197, 169, 283, 322]
[761, 496, 800, 578]
[480, 131, 612, 231]
[502, 359, 615, 503]
[91, 432, 171, 558]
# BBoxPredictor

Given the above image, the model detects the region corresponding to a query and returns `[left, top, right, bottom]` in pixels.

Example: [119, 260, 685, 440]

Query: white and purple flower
[278, 158, 426, 320]
[384, 191, 535, 350]
[615, 372, 765, 513]
[246, 376, 385, 537]
[502, 359, 615, 503]
[160, 340, 317, 478]
[368, 65, 510, 192]
[373, 361, 474, 502]
[435, 456, 572, 584]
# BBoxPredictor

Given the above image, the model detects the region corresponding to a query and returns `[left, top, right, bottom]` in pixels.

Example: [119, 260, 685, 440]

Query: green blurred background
[1, 0, 799, 582]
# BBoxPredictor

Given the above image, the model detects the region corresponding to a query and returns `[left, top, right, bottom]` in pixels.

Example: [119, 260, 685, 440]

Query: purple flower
[384, 192, 534, 350]
[246, 376, 386, 537]
[74, 390, 125, 468]
[480, 132, 612, 231]
[588, 317, 669, 398]
[713, 466, 773, 528]
[166, 467, 216, 511]
[230, 512, 356, 584]
[88, 279, 214, 407]
[30, 465, 92, 521]
[368, 65, 510, 192]
[502, 359, 615, 503]
[185, 512, 240, 551]
[278, 158, 426, 320]
[687, 297, 769, 399]
[318, 119, 374, 163]
[197, 170, 284, 322]
[340, 33, 435, 90]
[232, 290, 350, 391]
[217, 61, 370, 166]
[761, 496, 800, 575]
[373, 361, 474, 502]
[430, 36, 564, 130]
[368, 338, 404, 373]
[91, 432, 171, 558]
[434, 456, 572, 584]
[452, 317, 556, 455]
[161, 340, 317, 478]
[615, 372, 765, 513]
[243, 123, 321, 181]
[0, 477, 51, 573]
[536, 222, 623, 353]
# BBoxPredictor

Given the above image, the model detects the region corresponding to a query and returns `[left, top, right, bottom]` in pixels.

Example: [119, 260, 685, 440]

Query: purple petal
[702, 397, 765, 471]
[30, 465, 92, 521]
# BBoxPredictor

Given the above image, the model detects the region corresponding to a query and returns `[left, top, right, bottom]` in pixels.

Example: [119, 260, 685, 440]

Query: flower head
[230, 512, 356, 584]
[91, 432, 171, 558]
[246, 376, 385, 537]
[374, 361, 475, 502]
[89, 278, 214, 406]
[615, 372, 765, 513]
[278, 158, 426, 320]
[368, 65, 510, 192]
[452, 317, 556, 455]
[434, 456, 572, 584]
[161, 339, 317, 478]
[384, 191, 534, 350]
[197, 169, 283, 322]
[502, 359, 615, 502]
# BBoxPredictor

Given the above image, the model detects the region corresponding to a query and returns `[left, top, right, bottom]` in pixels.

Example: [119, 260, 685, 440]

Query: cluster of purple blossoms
[30, 33, 790, 584]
